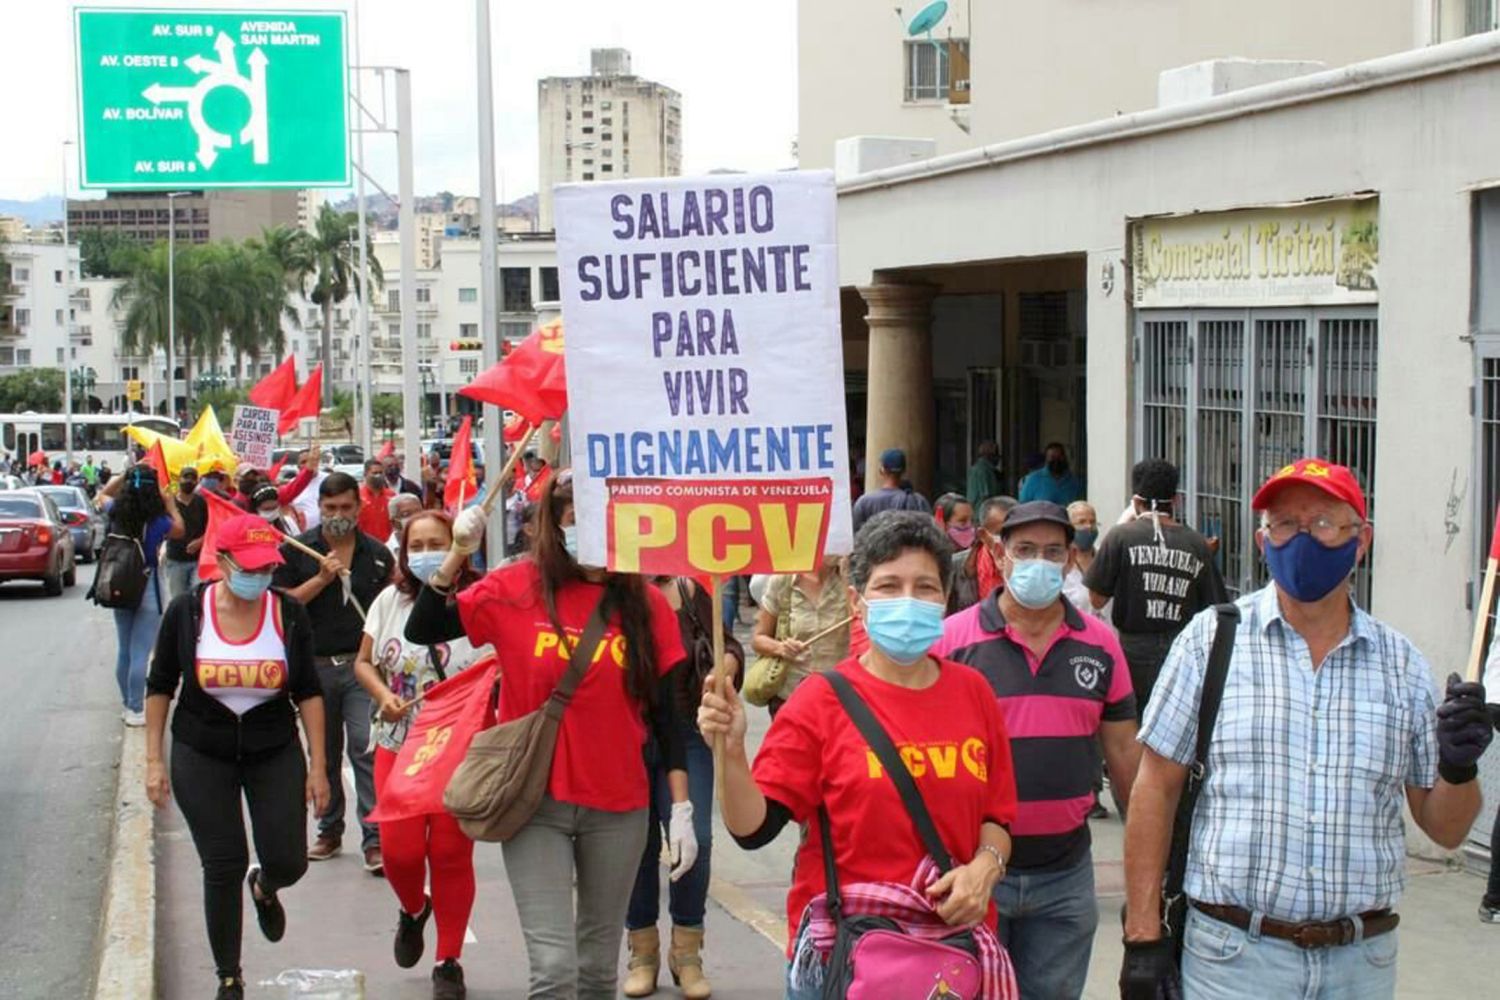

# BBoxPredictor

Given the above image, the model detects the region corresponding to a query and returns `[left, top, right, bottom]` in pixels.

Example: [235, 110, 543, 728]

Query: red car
[0, 489, 78, 596]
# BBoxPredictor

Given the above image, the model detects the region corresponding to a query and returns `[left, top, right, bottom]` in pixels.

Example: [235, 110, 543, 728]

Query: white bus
[0, 412, 181, 468]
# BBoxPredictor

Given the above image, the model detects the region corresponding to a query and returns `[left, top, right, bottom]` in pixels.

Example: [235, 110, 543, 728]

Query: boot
[623, 927, 660, 997]
[669, 926, 711, 999]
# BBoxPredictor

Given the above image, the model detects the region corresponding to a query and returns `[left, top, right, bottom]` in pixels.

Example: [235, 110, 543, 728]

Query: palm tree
[111, 243, 212, 417]
[306, 204, 382, 405]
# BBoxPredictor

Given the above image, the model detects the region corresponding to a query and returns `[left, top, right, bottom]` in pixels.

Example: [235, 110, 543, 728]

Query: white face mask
[258, 509, 280, 522]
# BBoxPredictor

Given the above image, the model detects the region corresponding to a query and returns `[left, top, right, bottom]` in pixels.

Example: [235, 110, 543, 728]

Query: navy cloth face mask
[1264, 531, 1359, 602]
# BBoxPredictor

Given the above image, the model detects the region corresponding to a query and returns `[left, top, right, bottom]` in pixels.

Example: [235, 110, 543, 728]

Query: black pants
[1488, 806, 1500, 904]
[1119, 632, 1177, 718]
[172, 740, 309, 979]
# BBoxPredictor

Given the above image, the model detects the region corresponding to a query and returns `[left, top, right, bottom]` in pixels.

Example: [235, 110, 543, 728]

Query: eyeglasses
[1005, 543, 1070, 563]
[1263, 515, 1363, 547]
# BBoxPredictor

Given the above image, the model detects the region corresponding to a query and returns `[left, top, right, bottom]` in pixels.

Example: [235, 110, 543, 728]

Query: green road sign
[74, 8, 349, 189]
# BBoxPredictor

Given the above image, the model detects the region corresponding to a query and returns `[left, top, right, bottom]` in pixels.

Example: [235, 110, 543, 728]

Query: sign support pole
[395, 69, 422, 488]
[710, 574, 727, 789]
[476, 0, 505, 568]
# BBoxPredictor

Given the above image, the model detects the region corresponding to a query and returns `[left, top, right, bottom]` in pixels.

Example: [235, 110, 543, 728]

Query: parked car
[0, 475, 24, 491]
[0, 490, 77, 595]
[36, 485, 105, 562]
[421, 437, 485, 467]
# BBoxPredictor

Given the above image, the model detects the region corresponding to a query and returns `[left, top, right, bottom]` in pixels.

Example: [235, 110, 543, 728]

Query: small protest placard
[229, 405, 279, 470]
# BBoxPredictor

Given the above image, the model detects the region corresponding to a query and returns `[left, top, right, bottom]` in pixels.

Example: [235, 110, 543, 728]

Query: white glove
[668, 801, 699, 882]
[452, 506, 487, 555]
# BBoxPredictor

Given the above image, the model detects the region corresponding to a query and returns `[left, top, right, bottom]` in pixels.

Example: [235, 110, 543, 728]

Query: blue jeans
[626, 725, 714, 930]
[159, 557, 197, 606]
[112, 576, 161, 712]
[314, 657, 379, 850]
[1182, 907, 1398, 999]
[992, 852, 1098, 1000]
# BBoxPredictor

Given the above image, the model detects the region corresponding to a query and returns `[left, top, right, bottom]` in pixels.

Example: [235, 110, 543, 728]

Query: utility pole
[476, 0, 504, 564]
[353, 0, 373, 456]
[166, 190, 190, 424]
[395, 69, 421, 487]
[61, 141, 73, 465]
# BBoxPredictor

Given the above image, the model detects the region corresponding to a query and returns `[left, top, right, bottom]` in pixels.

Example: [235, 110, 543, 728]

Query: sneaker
[1480, 898, 1500, 924]
[247, 866, 286, 942]
[1088, 799, 1110, 820]
[121, 709, 146, 728]
[394, 897, 433, 968]
[432, 959, 466, 999]
[307, 834, 341, 861]
[364, 846, 384, 875]
[214, 976, 245, 1000]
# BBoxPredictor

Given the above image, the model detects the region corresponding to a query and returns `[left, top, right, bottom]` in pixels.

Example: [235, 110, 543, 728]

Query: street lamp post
[165, 191, 191, 423]
[60, 141, 75, 465]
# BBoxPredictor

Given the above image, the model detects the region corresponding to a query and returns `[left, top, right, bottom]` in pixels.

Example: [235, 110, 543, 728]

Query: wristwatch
[975, 843, 1006, 880]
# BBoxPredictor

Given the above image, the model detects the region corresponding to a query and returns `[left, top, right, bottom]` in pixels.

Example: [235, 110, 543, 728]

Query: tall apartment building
[64, 189, 303, 246]
[537, 48, 682, 229]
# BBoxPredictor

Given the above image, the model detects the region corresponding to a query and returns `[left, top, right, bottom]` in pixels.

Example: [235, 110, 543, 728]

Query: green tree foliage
[305, 205, 382, 406]
[77, 228, 141, 278]
[0, 369, 65, 412]
[196, 386, 251, 428]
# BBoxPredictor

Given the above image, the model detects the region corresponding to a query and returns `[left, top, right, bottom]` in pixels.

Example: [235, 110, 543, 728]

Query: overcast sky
[3, 0, 798, 203]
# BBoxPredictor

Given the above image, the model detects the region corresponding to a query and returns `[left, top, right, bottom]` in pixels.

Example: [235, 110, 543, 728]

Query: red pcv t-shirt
[456, 561, 686, 812]
[753, 658, 1019, 953]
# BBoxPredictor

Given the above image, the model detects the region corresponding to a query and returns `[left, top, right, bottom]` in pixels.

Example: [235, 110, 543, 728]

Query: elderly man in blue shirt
[1119, 458, 1492, 1000]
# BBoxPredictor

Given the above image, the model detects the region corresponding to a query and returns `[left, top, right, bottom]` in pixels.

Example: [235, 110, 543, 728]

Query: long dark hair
[396, 510, 477, 597]
[534, 473, 660, 708]
[110, 465, 165, 538]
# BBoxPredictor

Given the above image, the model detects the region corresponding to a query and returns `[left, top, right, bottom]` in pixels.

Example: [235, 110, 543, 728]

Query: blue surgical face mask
[862, 596, 946, 666]
[562, 524, 579, 560]
[1006, 558, 1064, 609]
[1073, 527, 1098, 552]
[226, 569, 274, 601]
[1264, 531, 1358, 602]
[407, 550, 446, 585]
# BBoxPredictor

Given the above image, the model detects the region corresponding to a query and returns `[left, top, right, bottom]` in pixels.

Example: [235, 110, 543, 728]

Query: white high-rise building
[537, 48, 682, 230]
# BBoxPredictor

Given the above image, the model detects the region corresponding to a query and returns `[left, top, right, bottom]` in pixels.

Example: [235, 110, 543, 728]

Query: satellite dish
[907, 0, 948, 37]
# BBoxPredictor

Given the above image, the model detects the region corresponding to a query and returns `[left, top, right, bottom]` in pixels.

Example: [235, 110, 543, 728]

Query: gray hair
[847, 510, 955, 593]
[978, 495, 1018, 523]
[388, 494, 421, 519]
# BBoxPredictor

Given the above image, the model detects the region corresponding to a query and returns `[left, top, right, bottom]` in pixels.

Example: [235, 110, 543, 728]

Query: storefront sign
[1131, 199, 1378, 308]
[554, 171, 853, 577]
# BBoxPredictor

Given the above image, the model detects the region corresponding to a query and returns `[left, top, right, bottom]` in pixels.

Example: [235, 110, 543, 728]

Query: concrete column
[859, 281, 939, 497]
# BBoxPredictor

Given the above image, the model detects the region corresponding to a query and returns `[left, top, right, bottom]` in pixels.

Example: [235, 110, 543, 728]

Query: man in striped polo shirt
[935, 500, 1142, 999]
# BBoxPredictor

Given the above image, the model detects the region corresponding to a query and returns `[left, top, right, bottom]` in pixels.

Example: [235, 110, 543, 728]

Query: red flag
[266, 456, 287, 483]
[502, 412, 528, 443]
[549, 422, 562, 444]
[376, 439, 395, 461]
[196, 489, 245, 582]
[248, 357, 299, 412]
[366, 657, 498, 824]
[141, 441, 168, 483]
[458, 319, 568, 424]
[278, 364, 323, 435]
[444, 415, 476, 511]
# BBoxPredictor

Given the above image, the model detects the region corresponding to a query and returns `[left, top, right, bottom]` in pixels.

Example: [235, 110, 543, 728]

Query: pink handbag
[844, 928, 982, 999]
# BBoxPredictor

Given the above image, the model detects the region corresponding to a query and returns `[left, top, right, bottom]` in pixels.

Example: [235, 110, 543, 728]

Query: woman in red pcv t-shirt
[406, 472, 695, 999]
[700, 511, 1019, 997]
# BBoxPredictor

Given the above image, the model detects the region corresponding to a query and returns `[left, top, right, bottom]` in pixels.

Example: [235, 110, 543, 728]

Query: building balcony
[70, 288, 91, 305]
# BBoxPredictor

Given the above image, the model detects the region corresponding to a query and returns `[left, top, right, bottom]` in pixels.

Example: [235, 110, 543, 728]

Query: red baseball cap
[216, 513, 287, 572]
[1251, 458, 1367, 520]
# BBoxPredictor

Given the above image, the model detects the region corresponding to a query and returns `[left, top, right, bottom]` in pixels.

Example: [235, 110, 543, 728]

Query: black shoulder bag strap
[541, 598, 611, 720]
[1163, 602, 1241, 952]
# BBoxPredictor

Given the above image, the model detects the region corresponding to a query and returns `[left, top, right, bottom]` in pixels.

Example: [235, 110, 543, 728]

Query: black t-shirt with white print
[1084, 517, 1227, 639]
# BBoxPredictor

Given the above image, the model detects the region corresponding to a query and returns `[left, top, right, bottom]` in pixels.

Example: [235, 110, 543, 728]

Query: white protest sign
[229, 405, 278, 469]
[555, 170, 852, 576]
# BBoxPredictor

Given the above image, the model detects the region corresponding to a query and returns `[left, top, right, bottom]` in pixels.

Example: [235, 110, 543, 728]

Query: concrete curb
[93, 727, 156, 1000]
[708, 874, 788, 954]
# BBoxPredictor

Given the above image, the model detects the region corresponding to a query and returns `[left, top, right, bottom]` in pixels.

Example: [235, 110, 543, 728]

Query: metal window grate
[1196, 320, 1246, 595]
[1319, 317, 1378, 608]
[1140, 319, 1190, 476]
[1250, 318, 1309, 593]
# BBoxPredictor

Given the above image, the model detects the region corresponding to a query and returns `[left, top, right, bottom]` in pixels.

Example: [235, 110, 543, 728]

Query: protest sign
[229, 405, 279, 469]
[555, 171, 852, 576]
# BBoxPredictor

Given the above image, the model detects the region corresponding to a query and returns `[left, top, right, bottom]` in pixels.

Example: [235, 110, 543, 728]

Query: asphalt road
[0, 577, 122, 1000]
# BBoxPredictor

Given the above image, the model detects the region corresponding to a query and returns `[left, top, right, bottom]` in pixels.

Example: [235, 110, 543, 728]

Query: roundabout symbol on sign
[141, 31, 268, 170]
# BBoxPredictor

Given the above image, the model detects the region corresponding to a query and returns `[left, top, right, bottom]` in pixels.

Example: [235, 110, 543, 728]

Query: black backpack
[88, 532, 148, 610]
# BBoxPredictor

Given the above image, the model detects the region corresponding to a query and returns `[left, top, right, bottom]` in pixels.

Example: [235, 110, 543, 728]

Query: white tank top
[195, 585, 289, 716]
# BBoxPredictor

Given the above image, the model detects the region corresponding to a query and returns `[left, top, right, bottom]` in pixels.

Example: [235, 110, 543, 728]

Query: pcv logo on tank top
[195, 587, 288, 716]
